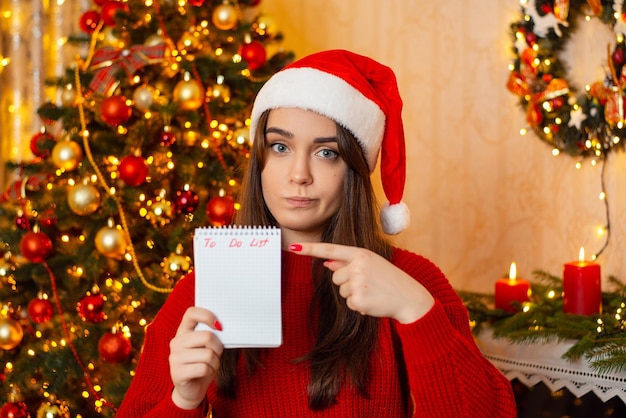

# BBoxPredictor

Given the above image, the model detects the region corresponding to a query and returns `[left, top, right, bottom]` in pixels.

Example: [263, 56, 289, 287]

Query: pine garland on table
[459, 271, 626, 374]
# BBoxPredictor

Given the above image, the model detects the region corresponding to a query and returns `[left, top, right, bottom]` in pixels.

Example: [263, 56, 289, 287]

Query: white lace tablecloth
[476, 330, 626, 403]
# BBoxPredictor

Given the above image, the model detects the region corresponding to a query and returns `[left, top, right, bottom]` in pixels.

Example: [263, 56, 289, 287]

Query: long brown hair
[217, 109, 393, 410]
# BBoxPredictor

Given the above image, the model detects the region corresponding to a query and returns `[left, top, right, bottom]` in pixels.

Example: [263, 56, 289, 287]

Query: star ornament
[568, 105, 587, 129]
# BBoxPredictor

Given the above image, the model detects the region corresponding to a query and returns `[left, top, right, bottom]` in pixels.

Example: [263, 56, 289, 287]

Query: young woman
[117, 50, 516, 417]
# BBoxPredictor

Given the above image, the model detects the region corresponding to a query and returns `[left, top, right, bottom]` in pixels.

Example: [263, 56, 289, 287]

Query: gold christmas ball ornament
[36, 399, 70, 418]
[51, 140, 83, 171]
[207, 82, 231, 102]
[177, 31, 201, 51]
[98, 26, 127, 49]
[254, 14, 279, 37]
[67, 183, 101, 216]
[233, 127, 250, 145]
[148, 200, 173, 226]
[212, 2, 239, 31]
[133, 85, 158, 112]
[182, 129, 202, 147]
[153, 79, 173, 99]
[173, 76, 204, 111]
[162, 252, 191, 278]
[6, 384, 25, 403]
[0, 317, 24, 350]
[95, 222, 127, 259]
[144, 33, 164, 47]
[60, 85, 76, 107]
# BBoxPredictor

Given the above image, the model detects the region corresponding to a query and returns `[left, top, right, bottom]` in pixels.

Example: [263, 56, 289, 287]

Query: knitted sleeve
[116, 273, 209, 418]
[391, 249, 517, 418]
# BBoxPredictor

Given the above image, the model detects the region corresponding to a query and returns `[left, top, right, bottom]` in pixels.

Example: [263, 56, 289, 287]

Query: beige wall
[261, 0, 626, 292]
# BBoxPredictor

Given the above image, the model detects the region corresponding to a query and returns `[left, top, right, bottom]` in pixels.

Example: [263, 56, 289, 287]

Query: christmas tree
[0, 0, 293, 416]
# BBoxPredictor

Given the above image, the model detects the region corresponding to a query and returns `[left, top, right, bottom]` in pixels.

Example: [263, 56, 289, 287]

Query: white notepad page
[193, 226, 282, 348]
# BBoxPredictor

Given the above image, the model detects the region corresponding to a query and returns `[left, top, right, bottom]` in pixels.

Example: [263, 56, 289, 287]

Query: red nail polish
[214, 320, 223, 331]
[289, 244, 302, 252]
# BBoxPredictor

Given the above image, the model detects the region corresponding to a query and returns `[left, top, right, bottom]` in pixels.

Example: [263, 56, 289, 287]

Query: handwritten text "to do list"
[202, 237, 272, 248]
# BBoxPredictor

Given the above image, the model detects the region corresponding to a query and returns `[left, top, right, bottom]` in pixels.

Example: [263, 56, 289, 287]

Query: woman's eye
[270, 143, 289, 153]
[317, 148, 339, 159]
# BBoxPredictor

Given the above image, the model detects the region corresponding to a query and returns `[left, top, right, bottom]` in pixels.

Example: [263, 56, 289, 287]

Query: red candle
[563, 247, 601, 315]
[495, 262, 531, 313]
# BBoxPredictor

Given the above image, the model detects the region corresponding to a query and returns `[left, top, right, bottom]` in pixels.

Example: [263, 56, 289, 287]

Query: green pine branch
[461, 270, 626, 374]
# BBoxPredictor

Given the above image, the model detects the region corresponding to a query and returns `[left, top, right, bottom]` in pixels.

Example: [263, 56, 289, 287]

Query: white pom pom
[380, 201, 410, 235]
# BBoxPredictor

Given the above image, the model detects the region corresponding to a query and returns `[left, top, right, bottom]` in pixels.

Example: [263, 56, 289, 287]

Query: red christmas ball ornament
[549, 97, 565, 110]
[250, 0, 262, 6]
[15, 214, 29, 230]
[540, 2, 552, 14]
[157, 127, 176, 146]
[20, 230, 53, 263]
[100, 96, 132, 126]
[98, 330, 132, 363]
[173, 188, 199, 214]
[240, 41, 266, 71]
[77, 293, 106, 323]
[612, 47, 625, 67]
[188, 0, 206, 6]
[27, 297, 54, 324]
[94, 0, 108, 5]
[29, 132, 55, 158]
[79, 10, 101, 33]
[206, 195, 235, 226]
[525, 31, 537, 47]
[0, 401, 30, 418]
[118, 155, 149, 186]
[39, 207, 57, 228]
[100, 1, 129, 27]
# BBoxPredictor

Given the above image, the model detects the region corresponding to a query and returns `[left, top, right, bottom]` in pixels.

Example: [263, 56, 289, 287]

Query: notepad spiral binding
[194, 226, 280, 235]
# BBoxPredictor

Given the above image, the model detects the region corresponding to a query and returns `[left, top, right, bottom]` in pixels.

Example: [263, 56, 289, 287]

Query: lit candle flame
[579, 247, 585, 263]
[509, 262, 517, 281]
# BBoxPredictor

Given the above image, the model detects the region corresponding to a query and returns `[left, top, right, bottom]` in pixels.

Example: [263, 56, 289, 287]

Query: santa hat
[250, 49, 409, 235]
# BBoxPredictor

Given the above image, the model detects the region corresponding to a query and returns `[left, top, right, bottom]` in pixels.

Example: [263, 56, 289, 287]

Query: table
[476, 330, 626, 404]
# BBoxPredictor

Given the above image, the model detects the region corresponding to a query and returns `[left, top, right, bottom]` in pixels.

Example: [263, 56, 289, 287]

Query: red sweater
[117, 249, 516, 417]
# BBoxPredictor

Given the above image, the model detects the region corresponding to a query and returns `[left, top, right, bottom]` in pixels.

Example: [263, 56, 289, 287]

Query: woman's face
[261, 107, 347, 243]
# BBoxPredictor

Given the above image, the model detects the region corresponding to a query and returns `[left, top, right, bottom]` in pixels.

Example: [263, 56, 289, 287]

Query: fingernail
[214, 320, 223, 331]
[289, 244, 302, 252]
[323, 260, 335, 267]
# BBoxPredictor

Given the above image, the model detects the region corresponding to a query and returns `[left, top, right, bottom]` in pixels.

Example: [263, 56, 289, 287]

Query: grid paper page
[193, 226, 282, 348]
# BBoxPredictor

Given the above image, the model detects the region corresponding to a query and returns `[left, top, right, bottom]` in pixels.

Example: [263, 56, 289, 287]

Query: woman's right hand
[169, 307, 224, 410]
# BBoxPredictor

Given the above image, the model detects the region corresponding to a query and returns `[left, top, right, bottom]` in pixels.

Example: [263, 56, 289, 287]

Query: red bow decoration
[89, 44, 165, 95]
[1, 173, 51, 203]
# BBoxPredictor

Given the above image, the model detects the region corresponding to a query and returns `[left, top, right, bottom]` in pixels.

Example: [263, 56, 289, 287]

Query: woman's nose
[289, 155, 313, 185]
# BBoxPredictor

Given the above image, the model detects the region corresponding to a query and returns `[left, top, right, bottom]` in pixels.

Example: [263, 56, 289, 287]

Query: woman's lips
[285, 197, 315, 208]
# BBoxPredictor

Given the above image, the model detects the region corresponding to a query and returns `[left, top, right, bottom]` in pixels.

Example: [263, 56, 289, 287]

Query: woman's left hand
[290, 243, 434, 323]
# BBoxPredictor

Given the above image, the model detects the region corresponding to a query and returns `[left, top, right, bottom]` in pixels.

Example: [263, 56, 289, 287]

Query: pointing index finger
[289, 242, 355, 262]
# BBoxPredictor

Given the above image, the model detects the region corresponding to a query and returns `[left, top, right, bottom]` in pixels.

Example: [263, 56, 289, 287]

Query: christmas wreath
[507, 0, 626, 158]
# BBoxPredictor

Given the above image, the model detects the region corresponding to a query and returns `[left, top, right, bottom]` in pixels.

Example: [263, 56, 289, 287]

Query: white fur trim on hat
[380, 201, 410, 235]
[250, 67, 386, 171]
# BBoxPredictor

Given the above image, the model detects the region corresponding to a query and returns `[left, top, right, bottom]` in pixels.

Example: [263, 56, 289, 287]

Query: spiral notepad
[193, 226, 282, 348]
